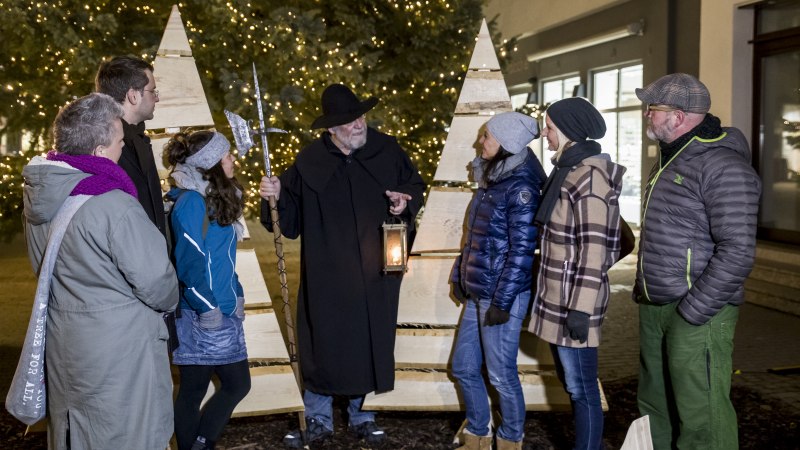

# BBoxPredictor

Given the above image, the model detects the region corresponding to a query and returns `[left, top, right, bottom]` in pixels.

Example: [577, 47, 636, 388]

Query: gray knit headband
[185, 132, 231, 169]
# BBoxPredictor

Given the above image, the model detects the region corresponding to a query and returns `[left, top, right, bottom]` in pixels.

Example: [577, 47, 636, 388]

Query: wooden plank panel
[394, 329, 555, 371]
[467, 19, 502, 71]
[433, 115, 486, 183]
[156, 5, 193, 56]
[397, 257, 463, 326]
[243, 310, 289, 361]
[237, 248, 272, 308]
[363, 371, 592, 412]
[411, 187, 473, 253]
[149, 56, 215, 130]
[454, 75, 512, 112]
[198, 366, 304, 417]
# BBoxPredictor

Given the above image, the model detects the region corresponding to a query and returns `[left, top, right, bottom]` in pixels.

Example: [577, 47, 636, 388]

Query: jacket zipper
[686, 247, 693, 289]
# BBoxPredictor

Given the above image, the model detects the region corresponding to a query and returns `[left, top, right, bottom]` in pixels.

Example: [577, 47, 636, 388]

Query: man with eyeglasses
[633, 73, 761, 449]
[95, 55, 165, 237]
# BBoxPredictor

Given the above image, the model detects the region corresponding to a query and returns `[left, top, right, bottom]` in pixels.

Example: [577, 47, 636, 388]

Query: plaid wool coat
[528, 154, 625, 348]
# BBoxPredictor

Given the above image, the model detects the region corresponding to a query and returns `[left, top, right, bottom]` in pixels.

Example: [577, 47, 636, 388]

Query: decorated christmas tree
[0, 0, 513, 237]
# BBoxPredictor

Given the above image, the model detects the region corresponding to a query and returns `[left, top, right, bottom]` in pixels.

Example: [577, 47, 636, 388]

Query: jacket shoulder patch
[518, 190, 532, 205]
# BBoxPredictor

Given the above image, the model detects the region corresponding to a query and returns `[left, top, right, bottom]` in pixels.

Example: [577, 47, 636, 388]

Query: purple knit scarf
[47, 151, 138, 198]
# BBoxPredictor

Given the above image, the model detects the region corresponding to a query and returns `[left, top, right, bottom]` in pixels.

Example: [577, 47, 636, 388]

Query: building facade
[485, 0, 800, 245]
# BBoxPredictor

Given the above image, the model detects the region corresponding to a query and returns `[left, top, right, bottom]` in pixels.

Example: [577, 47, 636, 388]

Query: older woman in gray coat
[21, 93, 179, 449]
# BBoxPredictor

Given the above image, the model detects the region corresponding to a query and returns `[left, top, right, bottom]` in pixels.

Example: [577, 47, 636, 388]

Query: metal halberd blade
[224, 109, 287, 159]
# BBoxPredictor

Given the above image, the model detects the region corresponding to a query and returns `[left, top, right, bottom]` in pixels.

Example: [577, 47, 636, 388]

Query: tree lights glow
[0, 0, 513, 237]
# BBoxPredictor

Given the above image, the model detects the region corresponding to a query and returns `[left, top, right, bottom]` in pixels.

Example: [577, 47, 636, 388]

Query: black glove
[566, 310, 590, 343]
[452, 283, 469, 302]
[484, 305, 510, 326]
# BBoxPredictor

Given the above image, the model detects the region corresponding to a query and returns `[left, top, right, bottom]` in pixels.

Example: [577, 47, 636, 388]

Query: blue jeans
[551, 344, 603, 450]
[303, 389, 375, 431]
[452, 291, 530, 442]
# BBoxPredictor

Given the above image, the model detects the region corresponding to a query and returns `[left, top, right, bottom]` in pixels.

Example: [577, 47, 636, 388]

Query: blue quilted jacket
[452, 149, 546, 311]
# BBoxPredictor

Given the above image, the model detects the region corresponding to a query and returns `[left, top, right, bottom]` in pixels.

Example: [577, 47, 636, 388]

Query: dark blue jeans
[551, 344, 603, 450]
[303, 389, 375, 431]
[452, 291, 530, 442]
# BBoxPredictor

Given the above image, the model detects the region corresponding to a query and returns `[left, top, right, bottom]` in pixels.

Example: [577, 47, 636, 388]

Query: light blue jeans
[303, 389, 375, 432]
[551, 344, 603, 450]
[452, 291, 531, 442]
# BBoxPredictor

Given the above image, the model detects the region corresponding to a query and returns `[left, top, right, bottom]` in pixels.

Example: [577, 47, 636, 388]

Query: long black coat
[119, 120, 167, 237]
[262, 128, 425, 395]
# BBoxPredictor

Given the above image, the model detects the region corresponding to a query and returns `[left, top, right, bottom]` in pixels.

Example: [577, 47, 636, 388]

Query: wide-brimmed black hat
[310, 83, 379, 129]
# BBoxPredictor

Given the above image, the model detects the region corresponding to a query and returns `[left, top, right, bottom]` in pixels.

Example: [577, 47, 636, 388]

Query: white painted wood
[433, 115, 491, 182]
[363, 371, 578, 411]
[454, 72, 513, 114]
[148, 56, 215, 130]
[397, 257, 463, 326]
[411, 187, 473, 253]
[237, 249, 272, 308]
[243, 310, 288, 361]
[468, 19, 502, 71]
[148, 136, 172, 181]
[198, 366, 304, 417]
[621, 415, 654, 450]
[157, 5, 192, 56]
[394, 329, 555, 371]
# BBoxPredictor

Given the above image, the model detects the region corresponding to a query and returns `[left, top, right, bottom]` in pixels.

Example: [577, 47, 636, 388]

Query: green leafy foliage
[0, 0, 499, 229]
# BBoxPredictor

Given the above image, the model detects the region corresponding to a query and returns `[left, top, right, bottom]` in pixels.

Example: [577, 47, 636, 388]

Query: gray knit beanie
[546, 97, 606, 142]
[485, 112, 540, 154]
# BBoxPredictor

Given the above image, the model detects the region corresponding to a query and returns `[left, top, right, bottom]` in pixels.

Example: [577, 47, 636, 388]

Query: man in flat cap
[633, 73, 761, 449]
[259, 83, 425, 448]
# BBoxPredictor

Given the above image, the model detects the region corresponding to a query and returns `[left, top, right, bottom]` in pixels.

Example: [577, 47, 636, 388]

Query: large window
[536, 75, 581, 173]
[592, 64, 643, 225]
[753, 1, 800, 243]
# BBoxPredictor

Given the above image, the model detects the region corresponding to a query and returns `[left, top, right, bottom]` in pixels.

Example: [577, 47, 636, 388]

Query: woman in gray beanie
[450, 112, 546, 450]
[528, 97, 626, 450]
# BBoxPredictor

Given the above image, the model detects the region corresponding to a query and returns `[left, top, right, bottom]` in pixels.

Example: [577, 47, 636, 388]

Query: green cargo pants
[638, 301, 739, 449]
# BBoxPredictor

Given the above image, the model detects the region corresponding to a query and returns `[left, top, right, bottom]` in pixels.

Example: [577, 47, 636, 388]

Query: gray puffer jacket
[634, 127, 761, 325]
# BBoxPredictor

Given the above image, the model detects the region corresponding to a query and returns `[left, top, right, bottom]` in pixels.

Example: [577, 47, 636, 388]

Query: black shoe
[349, 421, 386, 446]
[283, 417, 333, 448]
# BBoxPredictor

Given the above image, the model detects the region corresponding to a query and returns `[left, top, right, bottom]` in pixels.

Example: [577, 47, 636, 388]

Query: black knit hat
[546, 97, 606, 142]
[310, 84, 378, 129]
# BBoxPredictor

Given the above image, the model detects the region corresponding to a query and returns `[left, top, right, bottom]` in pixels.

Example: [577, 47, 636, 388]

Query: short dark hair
[53, 93, 124, 155]
[95, 56, 154, 102]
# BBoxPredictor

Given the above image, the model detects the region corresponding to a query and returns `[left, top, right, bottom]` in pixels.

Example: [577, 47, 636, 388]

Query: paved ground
[2, 223, 800, 448]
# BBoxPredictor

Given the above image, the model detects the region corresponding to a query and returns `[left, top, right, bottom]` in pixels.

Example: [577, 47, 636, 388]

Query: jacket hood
[689, 127, 752, 163]
[582, 153, 626, 193]
[22, 156, 88, 225]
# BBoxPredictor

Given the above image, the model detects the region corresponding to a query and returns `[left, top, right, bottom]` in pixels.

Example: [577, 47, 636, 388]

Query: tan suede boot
[496, 436, 522, 450]
[456, 432, 493, 450]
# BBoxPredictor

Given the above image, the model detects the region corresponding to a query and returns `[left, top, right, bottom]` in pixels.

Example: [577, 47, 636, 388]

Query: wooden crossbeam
[237, 248, 272, 308]
[394, 329, 555, 371]
[363, 371, 608, 412]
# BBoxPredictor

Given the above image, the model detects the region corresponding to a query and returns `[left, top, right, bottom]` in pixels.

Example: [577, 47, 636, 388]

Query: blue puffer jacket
[167, 188, 244, 315]
[634, 127, 761, 325]
[452, 149, 546, 311]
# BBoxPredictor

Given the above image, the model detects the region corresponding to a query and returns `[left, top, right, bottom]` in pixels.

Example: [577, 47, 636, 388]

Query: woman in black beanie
[528, 97, 626, 450]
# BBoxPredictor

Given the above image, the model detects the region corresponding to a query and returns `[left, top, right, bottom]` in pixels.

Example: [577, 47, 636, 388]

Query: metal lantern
[382, 219, 408, 273]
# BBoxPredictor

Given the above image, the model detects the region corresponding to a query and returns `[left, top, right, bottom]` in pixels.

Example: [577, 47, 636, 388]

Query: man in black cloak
[260, 83, 426, 448]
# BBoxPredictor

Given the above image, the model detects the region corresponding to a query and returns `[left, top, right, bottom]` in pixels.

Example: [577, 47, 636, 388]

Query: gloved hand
[452, 283, 470, 303]
[566, 310, 590, 343]
[484, 304, 510, 326]
[234, 296, 245, 321]
[198, 307, 223, 330]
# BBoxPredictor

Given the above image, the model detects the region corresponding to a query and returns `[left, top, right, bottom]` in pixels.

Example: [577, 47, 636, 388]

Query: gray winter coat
[22, 156, 179, 450]
[633, 128, 761, 325]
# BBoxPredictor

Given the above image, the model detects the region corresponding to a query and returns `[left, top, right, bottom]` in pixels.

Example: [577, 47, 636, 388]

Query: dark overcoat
[262, 128, 425, 395]
[119, 120, 167, 237]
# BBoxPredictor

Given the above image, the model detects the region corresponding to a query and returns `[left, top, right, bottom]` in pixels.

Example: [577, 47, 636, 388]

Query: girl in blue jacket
[451, 112, 545, 450]
[165, 131, 250, 450]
